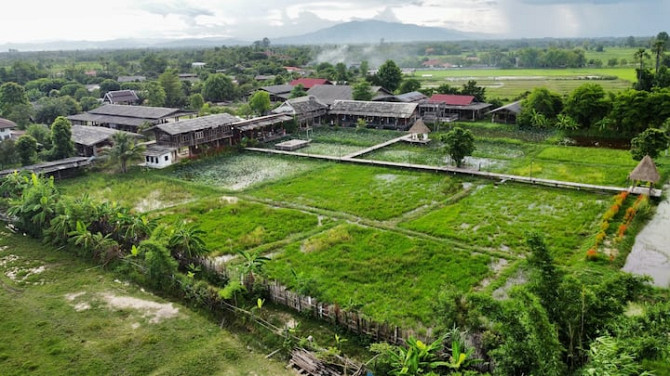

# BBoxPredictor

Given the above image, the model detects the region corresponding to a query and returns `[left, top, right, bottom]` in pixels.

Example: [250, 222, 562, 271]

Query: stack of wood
[288, 348, 366, 376]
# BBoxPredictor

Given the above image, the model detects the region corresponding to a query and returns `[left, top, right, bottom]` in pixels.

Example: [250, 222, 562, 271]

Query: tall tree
[105, 132, 145, 173]
[16, 135, 38, 166]
[158, 69, 185, 107]
[398, 78, 421, 94]
[202, 73, 236, 102]
[145, 81, 166, 107]
[352, 81, 374, 101]
[653, 31, 669, 73]
[189, 93, 204, 111]
[564, 83, 611, 128]
[289, 84, 307, 99]
[441, 127, 475, 168]
[49, 116, 75, 160]
[248, 91, 271, 116]
[0, 82, 29, 117]
[461, 80, 486, 102]
[375, 60, 403, 92]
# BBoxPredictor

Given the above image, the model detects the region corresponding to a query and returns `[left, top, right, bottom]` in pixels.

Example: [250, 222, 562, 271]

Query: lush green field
[248, 163, 458, 221]
[413, 67, 636, 99]
[158, 197, 320, 255]
[400, 183, 607, 258]
[265, 224, 492, 327]
[0, 229, 292, 376]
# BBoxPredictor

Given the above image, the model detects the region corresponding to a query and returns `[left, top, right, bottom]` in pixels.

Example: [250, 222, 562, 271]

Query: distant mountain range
[0, 20, 479, 52]
[274, 20, 476, 45]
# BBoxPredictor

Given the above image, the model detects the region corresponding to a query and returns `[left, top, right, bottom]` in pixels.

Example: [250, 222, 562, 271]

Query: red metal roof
[428, 94, 475, 106]
[290, 78, 332, 89]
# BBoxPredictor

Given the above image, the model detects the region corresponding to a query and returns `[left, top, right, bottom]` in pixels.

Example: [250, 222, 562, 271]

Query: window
[164, 155, 169, 161]
[195, 131, 204, 140]
[181, 135, 190, 142]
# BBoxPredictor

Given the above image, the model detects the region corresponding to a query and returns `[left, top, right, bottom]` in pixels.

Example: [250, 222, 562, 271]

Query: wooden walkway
[341, 134, 410, 159]
[245, 147, 662, 197]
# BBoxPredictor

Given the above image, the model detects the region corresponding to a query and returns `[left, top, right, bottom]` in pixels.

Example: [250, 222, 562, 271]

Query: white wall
[145, 152, 173, 169]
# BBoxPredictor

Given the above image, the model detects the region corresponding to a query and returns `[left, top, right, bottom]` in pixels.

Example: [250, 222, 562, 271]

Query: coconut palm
[104, 132, 145, 173]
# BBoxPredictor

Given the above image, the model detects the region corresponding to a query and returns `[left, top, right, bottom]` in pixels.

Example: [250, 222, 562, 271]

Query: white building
[143, 143, 177, 169]
[0, 118, 17, 141]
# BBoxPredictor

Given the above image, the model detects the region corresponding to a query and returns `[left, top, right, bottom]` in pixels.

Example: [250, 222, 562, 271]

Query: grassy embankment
[0, 228, 293, 376]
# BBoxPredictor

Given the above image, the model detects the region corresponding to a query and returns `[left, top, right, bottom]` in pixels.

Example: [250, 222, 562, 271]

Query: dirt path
[623, 185, 670, 288]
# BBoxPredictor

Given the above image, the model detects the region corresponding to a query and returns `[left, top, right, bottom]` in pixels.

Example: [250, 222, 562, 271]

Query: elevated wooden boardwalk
[341, 134, 410, 159]
[245, 147, 662, 197]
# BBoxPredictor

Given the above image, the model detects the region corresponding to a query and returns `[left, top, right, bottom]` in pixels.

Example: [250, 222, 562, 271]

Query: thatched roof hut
[629, 155, 660, 184]
[408, 119, 431, 135]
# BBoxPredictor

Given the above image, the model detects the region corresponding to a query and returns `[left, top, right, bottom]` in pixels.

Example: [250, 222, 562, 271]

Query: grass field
[157, 197, 320, 255]
[399, 183, 607, 258]
[0, 228, 292, 376]
[248, 163, 458, 221]
[412, 67, 636, 100]
[265, 223, 492, 327]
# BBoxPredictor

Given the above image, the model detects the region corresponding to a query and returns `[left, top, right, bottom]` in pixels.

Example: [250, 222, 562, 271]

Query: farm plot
[157, 197, 320, 255]
[172, 153, 323, 191]
[308, 127, 402, 147]
[0, 229, 292, 376]
[58, 173, 207, 212]
[400, 183, 607, 258]
[265, 223, 492, 328]
[248, 163, 461, 221]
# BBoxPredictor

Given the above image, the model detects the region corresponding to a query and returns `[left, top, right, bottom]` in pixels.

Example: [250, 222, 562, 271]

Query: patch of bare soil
[101, 293, 179, 323]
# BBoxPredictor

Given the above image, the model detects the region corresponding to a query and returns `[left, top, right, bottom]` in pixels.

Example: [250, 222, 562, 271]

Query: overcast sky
[0, 0, 667, 43]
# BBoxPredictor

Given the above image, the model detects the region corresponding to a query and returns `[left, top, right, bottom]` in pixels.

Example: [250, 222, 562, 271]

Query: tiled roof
[153, 113, 240, 136]
[0, 118, 17, 129]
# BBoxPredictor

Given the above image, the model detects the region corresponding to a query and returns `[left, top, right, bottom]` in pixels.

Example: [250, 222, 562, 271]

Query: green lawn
[400, 183, 607, 258]
[248, 163, 459, 221]
[265, 223, 492, 327]
[157, 197, 320, 255]
[0, 228, 292, 376]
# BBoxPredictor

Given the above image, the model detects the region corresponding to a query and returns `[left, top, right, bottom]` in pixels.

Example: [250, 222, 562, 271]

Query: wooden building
[272, 96, 329, 128]
[234, 113, 293, 143]
[70, 125, 139, 157]
[306, 85, 392, 107]
[149, 113, 239, 155]
[255, 84, 294, 102]
[68, 104, 185, 133]
[103, 90, 140, 105]
[328, 100, 419, 130]
[419, 94, 492, 122]
[488, 101, 521, 124]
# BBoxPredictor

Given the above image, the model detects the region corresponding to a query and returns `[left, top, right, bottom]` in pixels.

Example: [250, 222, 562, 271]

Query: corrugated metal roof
[68, 113, 151, 127]
[488, 101, 521, 115]
[428, 94, 475, 106]
[259, 85, 294, 95]
[395, 91, 427, 103]
[70, 125, 138, 146]
[0, 117, 17, 129]
[235, 114, 293, 131]
[330, 100, 418, 118]
[290, 78, 332, 89]
[89, 104, 180, 119]
[154, 113, 240, 135]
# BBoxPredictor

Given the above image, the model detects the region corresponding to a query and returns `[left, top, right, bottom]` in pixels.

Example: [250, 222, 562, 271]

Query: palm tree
[652, 40, 666, 74]
[237, 250, 270, 288]
[167, 223, 208, 261]
[634, 48, 651, 81]
[104, 132, 145, 173]
[634, 48, 650, 70]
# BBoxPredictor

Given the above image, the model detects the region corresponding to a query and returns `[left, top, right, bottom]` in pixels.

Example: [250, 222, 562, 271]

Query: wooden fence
[192, 256, 430, 345]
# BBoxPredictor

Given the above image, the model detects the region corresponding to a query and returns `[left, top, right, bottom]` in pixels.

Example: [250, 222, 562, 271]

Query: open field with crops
[412, 67, 636, 99]
[0, 227, 292, 376]
[55, 126, 669, 329]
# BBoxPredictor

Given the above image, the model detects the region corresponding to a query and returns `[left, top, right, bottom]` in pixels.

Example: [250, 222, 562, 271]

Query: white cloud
[0, 0, 666, 44]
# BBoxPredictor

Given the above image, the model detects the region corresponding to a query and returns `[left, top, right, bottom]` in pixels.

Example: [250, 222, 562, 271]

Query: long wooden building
[149, 113, 239, 154]
[328, 100, 419, 130]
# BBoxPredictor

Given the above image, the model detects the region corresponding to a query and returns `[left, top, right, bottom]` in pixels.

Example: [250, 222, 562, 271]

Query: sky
[0, 0, 667, 44]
